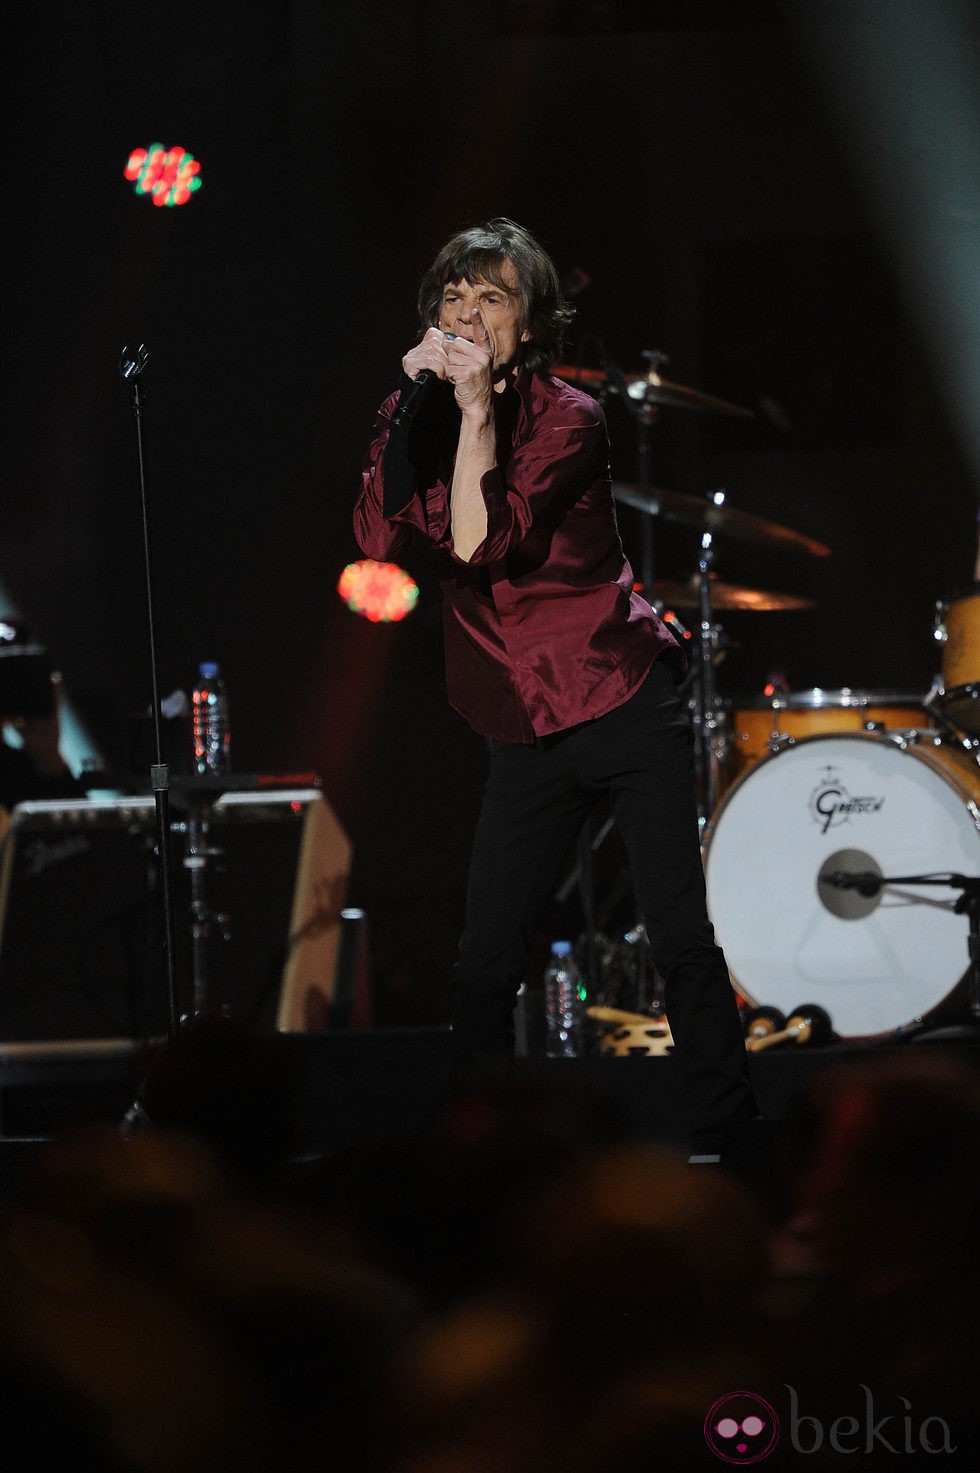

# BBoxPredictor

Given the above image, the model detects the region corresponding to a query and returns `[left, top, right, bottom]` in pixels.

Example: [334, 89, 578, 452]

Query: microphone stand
[900, 873, 980, 1035]
[828, 870, 980, 1036]
[119, 345, 182, 1052]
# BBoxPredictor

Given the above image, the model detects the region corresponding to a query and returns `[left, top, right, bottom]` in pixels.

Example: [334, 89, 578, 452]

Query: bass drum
[702, 732, 980, 1040]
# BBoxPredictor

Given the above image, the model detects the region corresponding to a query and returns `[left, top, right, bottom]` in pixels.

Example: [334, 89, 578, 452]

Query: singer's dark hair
[418, 218, 574, 373]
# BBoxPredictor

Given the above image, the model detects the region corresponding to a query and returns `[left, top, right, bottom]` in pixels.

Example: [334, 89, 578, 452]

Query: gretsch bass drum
[702, 731, 980, 1040]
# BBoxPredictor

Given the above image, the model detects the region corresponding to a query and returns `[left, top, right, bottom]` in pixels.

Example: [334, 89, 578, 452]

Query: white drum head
[703, 734, 980, 1039]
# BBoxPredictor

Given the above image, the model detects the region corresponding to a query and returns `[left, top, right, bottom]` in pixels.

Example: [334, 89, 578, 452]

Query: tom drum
[732, 689, 926, 773]
[702, 731, 980, 1040]
[936, 585, 980, 735]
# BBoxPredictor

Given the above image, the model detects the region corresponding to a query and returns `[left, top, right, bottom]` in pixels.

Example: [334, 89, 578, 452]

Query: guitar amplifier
[0, 787, 353, 1044]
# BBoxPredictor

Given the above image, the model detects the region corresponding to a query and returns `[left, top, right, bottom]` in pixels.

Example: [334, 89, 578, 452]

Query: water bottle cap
[551, 940, 573, 956]
[198, 661, 220, 680]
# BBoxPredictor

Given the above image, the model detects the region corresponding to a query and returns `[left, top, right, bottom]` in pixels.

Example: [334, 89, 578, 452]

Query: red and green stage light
[337, 560, 419, 623]
[124, 144, 202, 207]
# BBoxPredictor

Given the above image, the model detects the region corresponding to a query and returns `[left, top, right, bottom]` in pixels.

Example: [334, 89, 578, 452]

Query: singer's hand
[445, 309, 494, 419]
[402, 328, 452, 383]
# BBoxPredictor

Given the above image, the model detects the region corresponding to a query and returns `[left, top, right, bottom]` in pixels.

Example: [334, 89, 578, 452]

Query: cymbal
[553, 364, 753, 419]
[650, 574, 815, 613]
[613, 482, 831, 558]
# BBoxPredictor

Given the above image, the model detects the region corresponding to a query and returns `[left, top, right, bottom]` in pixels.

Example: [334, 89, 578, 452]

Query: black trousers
[448, 658, 757, 1150]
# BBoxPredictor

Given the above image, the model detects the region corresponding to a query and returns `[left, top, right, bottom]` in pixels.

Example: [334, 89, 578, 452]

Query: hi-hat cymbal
[651, 574, 815, 613]
[613, 482, 831, 558]
[553, 364, 753, 419]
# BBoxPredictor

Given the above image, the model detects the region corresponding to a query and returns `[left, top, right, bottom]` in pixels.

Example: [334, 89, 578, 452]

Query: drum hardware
[571, 356, 755, 819]
[594, 922, 668, 1021]
[920, 673, 976, 748]
[659, 607, 690, 643]
[691, 522, 726, 820]
[745, 1002, 834, 1053]
[559, 341, 673, 591]
[677, 505, 822, 820]
[879, 727, 944, 752]
[612, 477, 826, 822]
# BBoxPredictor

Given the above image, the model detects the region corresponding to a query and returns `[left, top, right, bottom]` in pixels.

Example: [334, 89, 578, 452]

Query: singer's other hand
[402, 327, 452, 383]
[444, 309, 493, 417]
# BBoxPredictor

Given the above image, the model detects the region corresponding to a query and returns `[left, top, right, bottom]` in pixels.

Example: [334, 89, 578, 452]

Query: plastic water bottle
[191, 661, 230, 775]
[543, 940, 585, 1058]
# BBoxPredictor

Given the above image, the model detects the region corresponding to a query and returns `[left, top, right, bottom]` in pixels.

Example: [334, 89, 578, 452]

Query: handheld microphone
[391, 369, 437, 432]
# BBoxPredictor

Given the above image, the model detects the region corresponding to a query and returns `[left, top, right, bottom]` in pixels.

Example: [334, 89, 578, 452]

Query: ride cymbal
[650, 574, 815, 613]
[553, 364, 753, 418]
[612, 482, 831, 558]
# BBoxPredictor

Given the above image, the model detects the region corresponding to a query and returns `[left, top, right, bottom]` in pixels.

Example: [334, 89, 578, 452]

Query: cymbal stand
[691, 524, 725, 823]
[597, 346, 726, 821]
[598, 348, 659, 592]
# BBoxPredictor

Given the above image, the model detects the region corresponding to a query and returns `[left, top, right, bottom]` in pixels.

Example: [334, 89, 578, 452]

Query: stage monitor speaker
[0, 787, 352, 1043]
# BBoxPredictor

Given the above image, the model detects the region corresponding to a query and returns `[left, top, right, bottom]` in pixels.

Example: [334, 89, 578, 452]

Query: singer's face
[438, 260, 529, 380]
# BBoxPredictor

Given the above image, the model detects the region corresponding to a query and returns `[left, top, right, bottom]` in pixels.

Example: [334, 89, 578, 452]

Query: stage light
[803, 0, 980, 501]
[124, 144, 202, 207]
[337, 560, 419, 623]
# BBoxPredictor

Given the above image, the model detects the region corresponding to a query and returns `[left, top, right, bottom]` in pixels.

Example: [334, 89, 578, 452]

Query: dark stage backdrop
[3, 2, 977, 1023]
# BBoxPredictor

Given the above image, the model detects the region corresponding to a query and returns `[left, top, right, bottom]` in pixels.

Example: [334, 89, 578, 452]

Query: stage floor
[1, 1027, 977, 1211]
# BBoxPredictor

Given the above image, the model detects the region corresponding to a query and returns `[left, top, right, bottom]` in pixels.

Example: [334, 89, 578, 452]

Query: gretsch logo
[808, 767, 884, 835]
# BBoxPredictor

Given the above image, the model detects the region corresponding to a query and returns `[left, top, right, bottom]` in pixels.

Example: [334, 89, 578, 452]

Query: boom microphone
[821, 871, 882, 897]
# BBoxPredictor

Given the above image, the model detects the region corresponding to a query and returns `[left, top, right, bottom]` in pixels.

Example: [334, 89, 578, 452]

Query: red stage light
[337, 560, 419, 623]
[124, 144, 202, 207]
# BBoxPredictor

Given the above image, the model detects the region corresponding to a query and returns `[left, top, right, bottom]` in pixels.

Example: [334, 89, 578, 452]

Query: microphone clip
[120, 344, 150, 381]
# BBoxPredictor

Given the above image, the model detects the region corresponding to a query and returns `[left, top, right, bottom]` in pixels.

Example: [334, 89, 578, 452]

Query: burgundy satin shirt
[354, 367, 682, 743]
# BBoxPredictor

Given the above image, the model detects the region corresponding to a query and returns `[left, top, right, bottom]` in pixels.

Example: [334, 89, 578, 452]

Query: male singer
[354, 219, 755, 1159]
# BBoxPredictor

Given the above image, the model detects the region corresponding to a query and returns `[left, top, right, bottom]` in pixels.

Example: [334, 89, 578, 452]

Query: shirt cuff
[380, 375, 420, 518]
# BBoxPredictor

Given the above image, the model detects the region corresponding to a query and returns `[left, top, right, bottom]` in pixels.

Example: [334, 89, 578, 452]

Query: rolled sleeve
[353, 389, 450, 560]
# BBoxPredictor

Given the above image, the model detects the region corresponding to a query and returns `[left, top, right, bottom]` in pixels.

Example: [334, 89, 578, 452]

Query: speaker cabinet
[0, 788, 352, 1043]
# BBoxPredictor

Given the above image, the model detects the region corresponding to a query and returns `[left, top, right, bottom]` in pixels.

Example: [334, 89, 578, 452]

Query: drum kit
[555, 359, 980, 1053]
